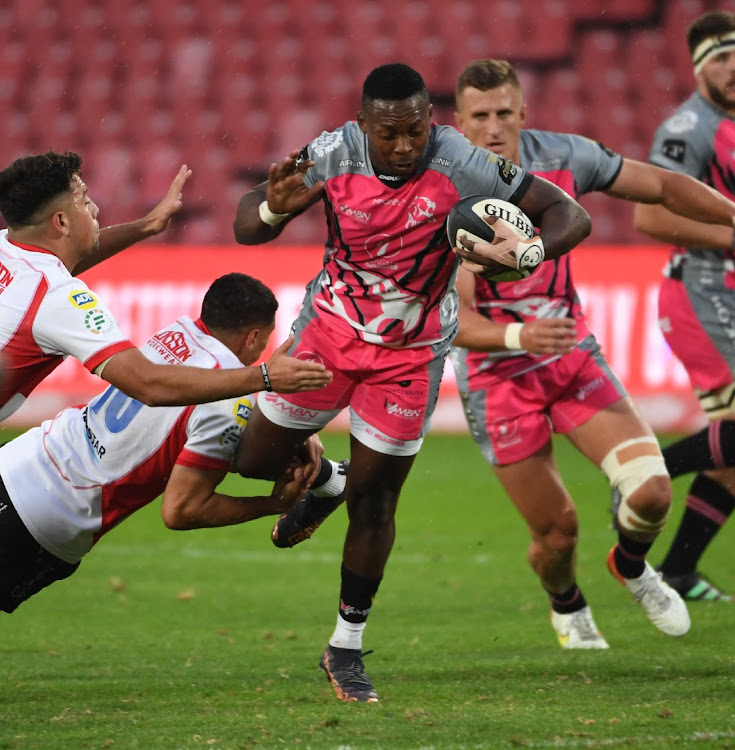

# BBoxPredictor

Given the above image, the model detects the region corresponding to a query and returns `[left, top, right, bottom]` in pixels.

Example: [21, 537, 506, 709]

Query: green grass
[0, 430, 733, 749]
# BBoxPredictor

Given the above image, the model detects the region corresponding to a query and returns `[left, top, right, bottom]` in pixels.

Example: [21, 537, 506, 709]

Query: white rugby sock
[312, 459, 346, 497]
[329, 615, 365, 651]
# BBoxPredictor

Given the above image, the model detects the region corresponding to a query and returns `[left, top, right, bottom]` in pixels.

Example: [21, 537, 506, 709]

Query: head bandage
[602, 437, 669, 536]
[692, 31, 735, 74]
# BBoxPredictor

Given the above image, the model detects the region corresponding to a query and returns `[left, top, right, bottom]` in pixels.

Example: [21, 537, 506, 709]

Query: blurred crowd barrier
[6, 243, 702, 434]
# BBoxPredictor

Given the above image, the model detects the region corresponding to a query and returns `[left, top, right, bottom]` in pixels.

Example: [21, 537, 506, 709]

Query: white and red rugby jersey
[299, 122, 532, 348]
[454, 130, 623, 385]
[0, 316, 254, 563]
[0, 229, 134, 420]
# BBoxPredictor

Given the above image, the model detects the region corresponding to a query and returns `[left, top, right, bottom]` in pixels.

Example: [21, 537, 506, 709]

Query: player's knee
[602, 437, 670, 536]
[532, 512, 578, 559]
[347, 486, 399, 529]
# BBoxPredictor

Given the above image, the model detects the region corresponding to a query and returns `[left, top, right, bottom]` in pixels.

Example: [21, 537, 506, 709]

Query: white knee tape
[601, 437, 669, 534]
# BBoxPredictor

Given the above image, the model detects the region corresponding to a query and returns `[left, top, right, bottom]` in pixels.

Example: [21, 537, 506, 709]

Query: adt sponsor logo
[0, 261, 14, 294]
[234, 399, 252, 425]
[69, 290, 97, 309]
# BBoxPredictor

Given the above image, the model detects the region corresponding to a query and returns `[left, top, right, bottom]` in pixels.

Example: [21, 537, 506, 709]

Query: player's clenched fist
[264, 336, 333, 393]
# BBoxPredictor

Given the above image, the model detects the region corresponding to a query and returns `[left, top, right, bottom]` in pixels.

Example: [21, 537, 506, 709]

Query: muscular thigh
[566, 396, 657, 468]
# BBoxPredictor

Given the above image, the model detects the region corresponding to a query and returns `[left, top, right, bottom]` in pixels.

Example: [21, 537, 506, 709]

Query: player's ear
[52, 209, 70, 237]
[519, 101, 528, 126]
[357, 111, 367, 133]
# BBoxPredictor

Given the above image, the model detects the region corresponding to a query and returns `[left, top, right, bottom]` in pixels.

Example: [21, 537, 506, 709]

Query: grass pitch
[0, 430, 733, 749]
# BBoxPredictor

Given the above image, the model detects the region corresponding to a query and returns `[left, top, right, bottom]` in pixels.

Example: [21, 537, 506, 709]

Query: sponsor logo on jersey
[384, 399, 422, 419]
[575, 377, 605, 401]
[364, 233, 403, 268]
[372, 196, 406, 207]
[340, 203, 371, 224]
[69, 290, 98, 309]
[263, 392, 320, 421]
[81, 406, 106, 460]
[151, 329, 194, 363]
[311, 130, 343, 157]
[666, 110, 698, 134]
[219, 424, 243, 451]
[339, 159, 366, 169]
[84, 308, 114, 334]
[0, 261, 14, 294]
[405, 196, 437, 228]
[294, 350, 325, 366]
[430, 156, 452, 167]
[495, 156, 518, 185]
[233, 398, 253, 426]
[490, 417, 522, 447]
[662, 139, 687, 163]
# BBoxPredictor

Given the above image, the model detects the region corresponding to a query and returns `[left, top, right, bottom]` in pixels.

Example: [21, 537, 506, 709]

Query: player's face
[66, 174, 100, 255]
[699, 49, 735, 114]
[358, 94, 432, 177]
[454, 84, 526, 164]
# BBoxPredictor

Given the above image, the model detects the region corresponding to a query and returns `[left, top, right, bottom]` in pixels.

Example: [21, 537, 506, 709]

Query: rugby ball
[447, 196, 542, 282]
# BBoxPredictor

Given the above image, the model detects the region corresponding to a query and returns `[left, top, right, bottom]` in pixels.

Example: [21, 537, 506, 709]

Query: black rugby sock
[659, 473, 735, 576]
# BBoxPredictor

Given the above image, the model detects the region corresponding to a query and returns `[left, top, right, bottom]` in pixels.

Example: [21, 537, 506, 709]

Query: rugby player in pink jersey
[233, 63, 592, 702]
[0, 273, 322, 614]
[632, 10, 735, 602]
[449, 57, 735, 646]
[0, 152, 331, 422]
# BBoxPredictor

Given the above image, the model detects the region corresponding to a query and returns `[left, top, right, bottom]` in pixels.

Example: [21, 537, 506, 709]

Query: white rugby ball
[447, 196, 542, 282]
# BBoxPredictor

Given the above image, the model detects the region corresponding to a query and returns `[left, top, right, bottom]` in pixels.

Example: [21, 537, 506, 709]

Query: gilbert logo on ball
[447, 196, 544, 282]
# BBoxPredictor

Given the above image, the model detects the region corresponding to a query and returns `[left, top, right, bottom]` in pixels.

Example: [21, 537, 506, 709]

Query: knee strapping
[601, 437, 669, 535]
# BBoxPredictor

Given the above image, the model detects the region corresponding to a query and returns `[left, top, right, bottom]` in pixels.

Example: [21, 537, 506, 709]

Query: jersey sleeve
[449, 133, 532, 204]
[32, 281, 134, 371]
[563, 135, 623, 194]
[302, 128, 347, 188]
[176, 394, 255, 472]
[647, 112, 711, 178]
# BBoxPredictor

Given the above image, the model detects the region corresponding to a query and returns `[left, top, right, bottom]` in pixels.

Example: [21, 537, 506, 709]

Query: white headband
[692, 30, 735, 74]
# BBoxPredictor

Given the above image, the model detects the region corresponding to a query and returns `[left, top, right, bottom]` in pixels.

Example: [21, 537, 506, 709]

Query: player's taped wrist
[260, 362, 274, 392]
[258, 200, 291, 227]
[504, 323, 524, 350]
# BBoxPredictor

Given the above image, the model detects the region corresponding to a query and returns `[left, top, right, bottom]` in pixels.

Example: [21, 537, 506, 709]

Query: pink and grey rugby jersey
[649, 92, 735, 276]
[456, 130, 622, 384]
[0, 316, 254, 564]
[299, 122, 532, 348]
[0, 229, 134, 421]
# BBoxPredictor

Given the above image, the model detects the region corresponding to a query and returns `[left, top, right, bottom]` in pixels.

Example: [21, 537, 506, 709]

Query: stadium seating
[0, 0, 725, 244]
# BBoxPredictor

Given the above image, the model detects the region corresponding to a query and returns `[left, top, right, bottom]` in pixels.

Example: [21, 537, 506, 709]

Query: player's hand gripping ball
[447, 196, 545, 282]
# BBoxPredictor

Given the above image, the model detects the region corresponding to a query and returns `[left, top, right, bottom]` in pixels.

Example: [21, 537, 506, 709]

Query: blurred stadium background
[0, 0, 723, 429]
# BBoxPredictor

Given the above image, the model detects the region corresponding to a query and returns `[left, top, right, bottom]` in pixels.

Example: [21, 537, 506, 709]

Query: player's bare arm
[73, 165, 192, 275]
[161, 460, 313, 530]
[634, 202, 735, 249]
[233, 149, 325, 245]
[453, 266, 576, 354]
[99, 341, 332, 407]
[606, 159, 735, 249]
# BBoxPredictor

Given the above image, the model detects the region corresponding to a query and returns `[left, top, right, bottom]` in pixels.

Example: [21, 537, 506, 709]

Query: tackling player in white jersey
[0, 151, 332, 422]
[0, 273, 321, 613]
